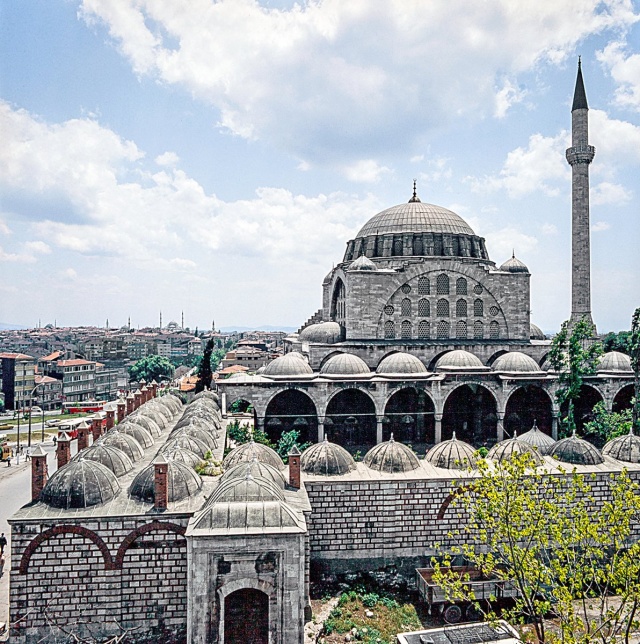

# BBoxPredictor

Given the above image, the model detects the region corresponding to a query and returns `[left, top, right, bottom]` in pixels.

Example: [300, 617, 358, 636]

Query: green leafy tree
[548, 319, 603, 436]
[630, 307, 640, 433]
[602, 331, 632, 355]
[225, 419, 274, 448]
[584, 401, 632, 443]
[432, 452, 640, 643]
[195, 339, 214, 393]
[275, 429, 311, 463]
[210, 348, 226, 372]
[128, 355, 174, 383]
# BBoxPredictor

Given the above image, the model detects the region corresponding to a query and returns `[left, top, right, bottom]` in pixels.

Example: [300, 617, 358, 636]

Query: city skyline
[1, 1, 639, 332]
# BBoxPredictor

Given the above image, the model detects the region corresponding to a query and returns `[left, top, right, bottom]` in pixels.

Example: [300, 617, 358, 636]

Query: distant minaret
[159, 311, 163, 330]
[566, 58, 596, 329]
[181, 311, 184, 330]
[212, 319, 215, 332]
[128, 316, 131, 331]
[106, 318, 109, 329]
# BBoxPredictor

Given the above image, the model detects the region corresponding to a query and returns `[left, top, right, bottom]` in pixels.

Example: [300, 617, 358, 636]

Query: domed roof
[376, 352, 428, 376]
[41, 459, 120, 509]
[357, 201, 475, 238]
[425, 433, 478, 470]
[499, 252, 529, 273]
[100, 429, 145, 462]
[301, 438, 357, 475]
[518, 422, 557, 455]
[363, 435, 420, 473]
[210, 473, 285, 503]
[492, 352, 544, 375]
[129, 458, 202, 503]
[170, 426, 218, 451]
[549, 433, 604, 465]
[320, 353, 370, 377]
[162, 433, 211, 458]
[263, 352, 314, 377]
[602, 429, 640, 463]
[162, 446, 203, 468]
[118, 421, 154, 449]
[222, 457, 287, 488]
[435, 350, 487, 372]
[487, 434, 543, 466]
[222, 440, 285, 471]
[193, 390, 219, 404]
[597, 351, 632, 374]
[194, 500, 304, 531]
[298, 322, 345, 344]
[73, 443, 133, 476]
[348, 254, 377, 271]
[174, 414, 220, 434]
[530, 323, 546, 340]
[127, 413, 162, 437]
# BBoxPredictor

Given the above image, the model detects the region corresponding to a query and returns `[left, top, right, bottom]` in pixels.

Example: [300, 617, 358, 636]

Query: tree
[275, 429, 311, 463]
[128, 355, 174, 383]
[548, 319, 603, 436]
[195, 339, 214, 393]
[630, 307, 640, 433]
[602, 331, 631, 355]
[432, 452, 640, 643]
[584, 401, 632, 444]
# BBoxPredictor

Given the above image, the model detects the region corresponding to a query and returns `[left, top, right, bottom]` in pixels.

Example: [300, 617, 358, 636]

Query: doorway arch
[264, 389, 318, 445]
[504, 386, 553, 436]
[224, 588, 269, 644]
[560, 384, 603, 435]
[383, 388, 435, 445]
[325, 389, 376, 451]
[442, 384, 498, 446]
[613, 384, 634, 414]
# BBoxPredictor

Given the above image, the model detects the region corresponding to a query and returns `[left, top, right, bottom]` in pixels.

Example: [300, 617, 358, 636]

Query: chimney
[56, 431, 71, 469]
[91, 414, 102, 441]
[105, 408, 115, 431]
[126, 392, 135, 415]
[116, 398, 126, 423]
[76, 420, 91, 452]
[153, 454, 169, 511]
[134, 389, 143, 410]
[141, 385, 149, 403]
[288, 445, 301, 489]
[31, 444, 48, 501]
[150, 380, 158, 398]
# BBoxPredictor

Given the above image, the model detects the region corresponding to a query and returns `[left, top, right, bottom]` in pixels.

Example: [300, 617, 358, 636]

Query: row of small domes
[262, 349, 633, 378]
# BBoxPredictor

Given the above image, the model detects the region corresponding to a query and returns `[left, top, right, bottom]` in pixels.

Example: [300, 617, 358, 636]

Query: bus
[62, 401, 107, 414]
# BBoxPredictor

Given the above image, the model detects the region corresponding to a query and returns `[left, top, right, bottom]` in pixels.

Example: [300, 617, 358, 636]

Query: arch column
[434, 413, 443, 444]
[317, 417, 325, 443]
[552, 414, 559, 441]
[376, 416, 384, 444]
[496, 412, 505, 442]
[255, 416, 265, 435]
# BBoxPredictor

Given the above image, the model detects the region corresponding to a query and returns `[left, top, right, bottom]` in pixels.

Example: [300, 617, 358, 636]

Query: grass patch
[323, 591, 422, 643]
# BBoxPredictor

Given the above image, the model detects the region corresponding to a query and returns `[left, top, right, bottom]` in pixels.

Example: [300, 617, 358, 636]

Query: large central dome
[356, 202, 476, 238]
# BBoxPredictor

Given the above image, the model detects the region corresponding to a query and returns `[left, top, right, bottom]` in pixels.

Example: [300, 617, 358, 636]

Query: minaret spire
[566, 59, 596, 329]
[408, 179, 421, 203]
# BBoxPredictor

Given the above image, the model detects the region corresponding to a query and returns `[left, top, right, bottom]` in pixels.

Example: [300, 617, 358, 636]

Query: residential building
[0, 353, 36, 410]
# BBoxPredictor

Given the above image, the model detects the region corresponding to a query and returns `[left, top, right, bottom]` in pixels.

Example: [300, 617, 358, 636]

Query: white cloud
[155, 151, 180, 166]
[410, 155, 424, 164]
[598, 40, 640, 110]
[343, 159, 391, 183]
[591, 220, 611, 232]
[591, 181, 632, 205]
[590, 109, 640, 166]
[79, 0, 640, 161]
[542, 223, 558, 235]
[483, 227, 538, 261]
[0, 219, 10, 235]
[23, 240, 51, 255]
[0, 245, 36, 263]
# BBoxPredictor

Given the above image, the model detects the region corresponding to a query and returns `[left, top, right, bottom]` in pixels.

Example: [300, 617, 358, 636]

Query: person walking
[0, 533, 7, 556]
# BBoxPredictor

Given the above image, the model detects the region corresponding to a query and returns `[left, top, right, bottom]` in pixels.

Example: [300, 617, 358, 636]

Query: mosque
[7, 64, 638, 644]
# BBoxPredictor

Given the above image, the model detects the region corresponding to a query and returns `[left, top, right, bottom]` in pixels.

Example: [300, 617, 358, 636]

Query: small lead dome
[549, 433, 604, 465]
[435, 350, 486, 372]
[518, 421, 557, 455]
[348, 255, 377, 271]
[129, 460, 202, 503]
[73, 443, 133, 476]
[41, 459, 121, 509]
[223, 440, 286, 471]
[492, 352, 544, 375]
[298, 322, 345, 344]
[499, 252, 529, 273]
[100, 429, 145, 462]
[222, 457, 287, 488]
[320, 353, 370, 376]
[425, 433, 477, 470]
[530, 323, 546, 340]
[210, 473, 285, 503]
[364, 435, 420, 473]
[376, 352, 427, 375]
[597, 351, 632, 374]
[263, 352, 314, 377]
[602, 429, 640, 463]
[487, 434, 543, 466]
[301, 438, 357, 475]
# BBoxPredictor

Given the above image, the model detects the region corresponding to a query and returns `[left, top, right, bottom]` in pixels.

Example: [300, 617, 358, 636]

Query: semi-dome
[435, 350, 487, 372]
[363, 435, 420, 473]
[597, 351, 632, 374]
[348, 254, 378, 271]
[222, 440, 286, 471]
[41, 459, 120, 509]
[73, 443, 133, 476]
[602, 429, 640, 463]
[263, 352, 314, 377]
[549, 433, 604, 465]
[118, 421, 154, 449]
[210, 473, 285, 503]
[492, 352, 544, 376]
[298, 322, 345, 344]
[487, 434, 543, 466]
[425, 433, 478, 470]
[130, 459, 202, 503]
[499, 252, 529, 273]
[301, 438, 357, 475]
[222, 457, 287, 488]
[530, 323, 546, 340]
[320, 353, 370, 377]
[518, 422, 557, 455]
[100, 429, 145, 462]
[376, 352, 428, 376]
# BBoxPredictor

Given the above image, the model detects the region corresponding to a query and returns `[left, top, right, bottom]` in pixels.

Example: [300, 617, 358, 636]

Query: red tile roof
[0, 352, 34, 360]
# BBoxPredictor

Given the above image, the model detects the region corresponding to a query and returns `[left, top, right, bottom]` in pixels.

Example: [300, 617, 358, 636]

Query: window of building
[401, 298, 411, 316]
[490, 321, 500, 339]
[384, 320, 396, 339]
[384, 305, 394, 316]
[490, 305, 500, 316]
[436, 299, 449, 317]
[473, 284, 483, 295]
[401, 320, 412, 339]
[418, 299, 430, 317]
[418, 320, 430, 339]
[418, 276, 430, 295]
[456, 299, 467, 317]
[456, 277, 468, 295]
[474, 299, 484, 317]
[474, 320, 484, 339]
[401, 283, 412, 294]
[436, 274, 449, 294]
[456, 320, 467, 339]
[437, 320, 450, 339]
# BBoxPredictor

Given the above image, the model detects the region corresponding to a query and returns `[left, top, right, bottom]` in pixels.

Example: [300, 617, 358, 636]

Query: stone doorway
[224, 588, 269, 644]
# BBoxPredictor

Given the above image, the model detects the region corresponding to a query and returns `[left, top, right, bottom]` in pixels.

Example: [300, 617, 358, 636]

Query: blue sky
[0, 0, 639, 332]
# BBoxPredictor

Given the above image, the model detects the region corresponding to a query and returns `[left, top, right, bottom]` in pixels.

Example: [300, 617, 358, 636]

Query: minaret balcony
[566, 145, 595, 165]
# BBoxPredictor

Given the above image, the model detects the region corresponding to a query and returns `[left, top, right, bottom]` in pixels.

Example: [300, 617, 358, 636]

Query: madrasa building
[7, 64, 638, 644]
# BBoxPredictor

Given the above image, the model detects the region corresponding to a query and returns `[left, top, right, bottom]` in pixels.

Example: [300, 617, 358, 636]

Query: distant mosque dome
[499, 252, 529, 273]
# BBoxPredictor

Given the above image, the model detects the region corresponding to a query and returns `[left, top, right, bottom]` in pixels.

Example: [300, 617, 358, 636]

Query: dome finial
[409, 179, 421, 203]
[512, 248, 515, 259]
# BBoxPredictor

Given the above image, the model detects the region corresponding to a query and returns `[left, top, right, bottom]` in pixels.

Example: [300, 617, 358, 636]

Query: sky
[0, 0, 639, 333]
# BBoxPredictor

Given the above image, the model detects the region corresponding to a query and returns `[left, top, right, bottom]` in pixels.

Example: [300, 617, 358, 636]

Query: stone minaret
[566, 59, 596, 328]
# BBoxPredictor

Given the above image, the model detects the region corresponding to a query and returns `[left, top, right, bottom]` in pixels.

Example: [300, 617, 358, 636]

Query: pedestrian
[6, 456, 10, 467]
[0, 533, 6, 556]
[26, 447, 31, 461]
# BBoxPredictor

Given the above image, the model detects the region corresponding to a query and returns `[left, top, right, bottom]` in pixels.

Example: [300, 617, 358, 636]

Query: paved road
[0, 440, 64, 636]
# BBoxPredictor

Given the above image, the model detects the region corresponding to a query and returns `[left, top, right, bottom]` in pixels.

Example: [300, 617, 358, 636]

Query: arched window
[418, 276, 430, 295]
[456, 299, 467, 317]
[456, 320, 467, 339]
[436, 299, 449, 317]
[401, 298, 411, 316]
[384, 320, 396, 339]
[331, 279, 346, 326]
[456, 277, 468, 295]
[490, 321, 500, 339]
[436, 274, 449, 295]
[418, 299, 430, 317]
[474, 320, 484, 339]
[401, 320, 412, 339]
[474, 299, 484, 317]
[418, 320, 430, 339]
[437, 320, 450, 339]
[393, 237, 403, 256]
